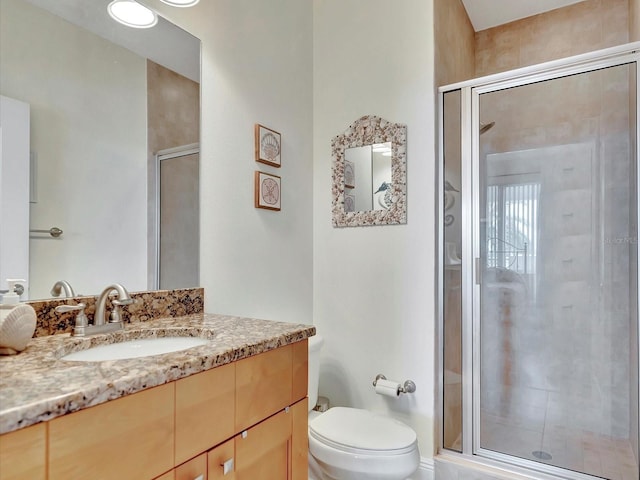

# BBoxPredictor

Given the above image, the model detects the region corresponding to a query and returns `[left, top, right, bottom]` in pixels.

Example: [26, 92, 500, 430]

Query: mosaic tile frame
[331, 115, 407, 227]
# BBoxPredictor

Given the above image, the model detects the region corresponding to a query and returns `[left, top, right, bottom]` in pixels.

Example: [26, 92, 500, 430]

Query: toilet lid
[309, 407, 417, 454]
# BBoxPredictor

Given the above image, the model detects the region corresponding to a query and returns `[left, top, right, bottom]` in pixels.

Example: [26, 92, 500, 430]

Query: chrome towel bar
[30, 227, 63, 238]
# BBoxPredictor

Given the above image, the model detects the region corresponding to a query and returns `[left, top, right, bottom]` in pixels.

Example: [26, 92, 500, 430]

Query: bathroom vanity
[0, 313, 314, 480]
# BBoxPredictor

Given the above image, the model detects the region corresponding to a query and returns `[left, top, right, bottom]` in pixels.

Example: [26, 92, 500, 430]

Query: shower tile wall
[474, 0, 630, 77]
[434, 0, 475, 87]
[631, 0, 640, 42]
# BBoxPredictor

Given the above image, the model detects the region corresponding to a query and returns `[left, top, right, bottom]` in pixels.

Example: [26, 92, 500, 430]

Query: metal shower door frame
[152, 142, 200, 290]
[438, 41, 640, 479]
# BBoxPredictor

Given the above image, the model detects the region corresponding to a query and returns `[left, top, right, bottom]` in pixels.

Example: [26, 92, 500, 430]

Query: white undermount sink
[61, 337, 209, 362]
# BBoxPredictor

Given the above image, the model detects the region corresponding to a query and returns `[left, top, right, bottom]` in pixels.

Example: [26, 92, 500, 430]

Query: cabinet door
[235, 409, 291, 480]
[290, 398, 308, 480]
[207, 438, 235, 480]
[176, 363, 235, 465]
[175, 453, 207, 480]
[0, 423, 45, 480]
[49, 383, 174, 480]
[235, 346, 292, 432]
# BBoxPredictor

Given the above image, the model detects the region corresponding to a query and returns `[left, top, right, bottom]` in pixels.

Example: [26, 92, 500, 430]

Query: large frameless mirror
[0, 0, 201, 299]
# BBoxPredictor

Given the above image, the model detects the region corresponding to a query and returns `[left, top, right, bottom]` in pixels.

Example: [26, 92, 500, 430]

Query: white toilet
[307, 334, 420, 480]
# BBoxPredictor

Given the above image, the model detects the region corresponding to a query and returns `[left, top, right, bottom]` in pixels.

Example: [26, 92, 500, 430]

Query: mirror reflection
[344, 142, 392, 212]
[0, 0, 201, 300]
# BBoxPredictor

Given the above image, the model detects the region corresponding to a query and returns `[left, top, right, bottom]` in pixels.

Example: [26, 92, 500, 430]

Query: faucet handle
[55, 303, 89, 327]
[109, 298, 132, 323]
[112, 298, 133, 306]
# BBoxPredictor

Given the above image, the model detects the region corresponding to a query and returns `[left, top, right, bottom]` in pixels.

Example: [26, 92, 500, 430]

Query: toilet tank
[308, 334, 324, 412]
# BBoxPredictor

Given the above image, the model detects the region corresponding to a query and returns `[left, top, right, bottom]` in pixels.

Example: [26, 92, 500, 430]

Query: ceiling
[461, 0, 587, 31]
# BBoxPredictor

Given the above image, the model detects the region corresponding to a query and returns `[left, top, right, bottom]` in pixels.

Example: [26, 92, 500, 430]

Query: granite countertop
[0, 313, 315, 435]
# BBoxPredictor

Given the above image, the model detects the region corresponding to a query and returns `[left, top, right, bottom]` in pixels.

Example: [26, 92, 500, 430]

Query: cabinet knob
[221, 458, 234, 475]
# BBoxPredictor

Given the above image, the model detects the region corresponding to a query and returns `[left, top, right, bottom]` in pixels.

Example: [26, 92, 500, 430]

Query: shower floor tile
[481, 409, 639, 479]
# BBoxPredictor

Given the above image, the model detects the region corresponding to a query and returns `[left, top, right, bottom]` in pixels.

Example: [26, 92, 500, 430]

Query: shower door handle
[475, 258, 481, 285]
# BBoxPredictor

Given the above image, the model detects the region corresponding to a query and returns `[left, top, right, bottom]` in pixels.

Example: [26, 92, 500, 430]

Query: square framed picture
[255, 124, 281, 167]
[255, 171, 281, 211]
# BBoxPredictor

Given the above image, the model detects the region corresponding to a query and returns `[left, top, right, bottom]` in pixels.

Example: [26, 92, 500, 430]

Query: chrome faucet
[94, 284, 133, 326]
[50, 280, 76, 298]
[55, 284, 133, 336]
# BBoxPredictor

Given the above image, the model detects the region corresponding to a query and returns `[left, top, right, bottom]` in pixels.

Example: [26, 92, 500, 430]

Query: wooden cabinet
[0, 339, 309, 480]
[49, 383, 175, 480]
[155, 472, 176, 480]
[290, 398, 309, 480]
[175, 453, 207, 480]
[207, 439, 235, 480]
[236, 345, 292, 432]
[0, 423, 45, 480]
[236, 409, 291, 480]
[176, 363, 235, 465]
[291, 340, 308, 404]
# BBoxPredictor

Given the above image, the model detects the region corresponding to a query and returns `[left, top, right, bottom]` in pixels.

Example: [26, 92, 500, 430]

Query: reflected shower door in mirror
[332, 115, 406, 227]
[344, 143, 392, 212]
[155, 145, 199, 290]
[0, 0, 201, 299]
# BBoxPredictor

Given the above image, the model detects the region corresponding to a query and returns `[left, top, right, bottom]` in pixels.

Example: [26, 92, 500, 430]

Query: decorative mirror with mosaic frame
[331, 115, 407, 227]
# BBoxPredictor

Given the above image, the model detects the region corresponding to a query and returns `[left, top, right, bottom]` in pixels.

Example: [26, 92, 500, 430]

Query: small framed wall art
[255, 124, 281, 167]
[255, 171, 281, 211]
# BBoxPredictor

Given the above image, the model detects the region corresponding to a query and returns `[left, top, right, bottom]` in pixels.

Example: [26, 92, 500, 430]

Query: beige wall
[475, 0, 630, 77]
[147, 60, 199, 153]
[313, 0, 436, 464]
[632, 0, 640, 41]
[434, 0, 475, 86]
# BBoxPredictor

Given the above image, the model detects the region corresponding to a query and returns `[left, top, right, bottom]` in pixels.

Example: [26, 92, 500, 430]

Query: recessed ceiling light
[159, 0, 200, 6]
[108, 0, 158, 29]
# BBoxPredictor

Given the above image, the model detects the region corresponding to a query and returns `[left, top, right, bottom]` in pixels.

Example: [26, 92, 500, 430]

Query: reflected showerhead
[480, 121, 495, 134]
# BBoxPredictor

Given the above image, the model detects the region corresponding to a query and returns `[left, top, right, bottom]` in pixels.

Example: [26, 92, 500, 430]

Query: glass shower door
[157, 145, 200, 290]
[476, 63, 638, 479]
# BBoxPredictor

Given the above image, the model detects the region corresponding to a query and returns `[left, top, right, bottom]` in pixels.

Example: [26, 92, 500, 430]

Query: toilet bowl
[307, 335, 420, 480]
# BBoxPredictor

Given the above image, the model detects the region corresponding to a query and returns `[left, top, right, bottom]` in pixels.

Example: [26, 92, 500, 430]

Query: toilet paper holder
[372, 374, 416, 395]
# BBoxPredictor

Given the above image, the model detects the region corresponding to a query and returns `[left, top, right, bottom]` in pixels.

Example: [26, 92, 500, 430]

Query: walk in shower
[438, 43, 639, 479]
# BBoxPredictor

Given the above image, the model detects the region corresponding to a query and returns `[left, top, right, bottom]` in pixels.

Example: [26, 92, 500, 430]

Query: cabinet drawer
[49, 383, 174, 480]
[176, 363, 235, 465]
[235, 345, 292, 432]
[0, 423, 46, 480]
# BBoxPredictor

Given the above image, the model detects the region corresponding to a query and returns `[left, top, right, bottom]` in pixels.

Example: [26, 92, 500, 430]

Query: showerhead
[480, 121, 495, 134]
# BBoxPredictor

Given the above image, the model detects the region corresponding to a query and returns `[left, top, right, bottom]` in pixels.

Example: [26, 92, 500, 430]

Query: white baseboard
[408, 457, 435, 480]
